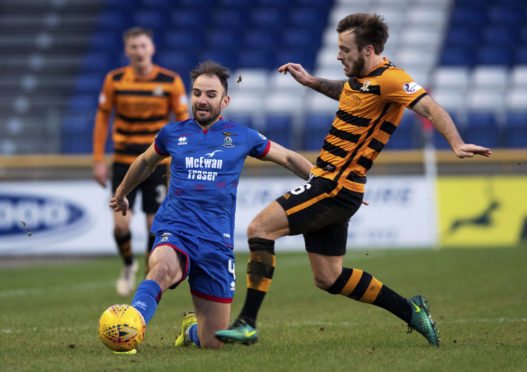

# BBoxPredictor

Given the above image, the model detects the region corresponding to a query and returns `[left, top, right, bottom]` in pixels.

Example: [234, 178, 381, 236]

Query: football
[98, 304, 146, 352]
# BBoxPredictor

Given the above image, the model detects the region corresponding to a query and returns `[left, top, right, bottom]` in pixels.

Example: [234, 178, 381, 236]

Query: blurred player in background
[109, 60, 313, 350]
[216, 13, 492, 347]
[92, 27, 189, 297]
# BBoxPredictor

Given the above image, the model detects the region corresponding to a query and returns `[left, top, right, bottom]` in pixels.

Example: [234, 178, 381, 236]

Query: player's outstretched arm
[278, 63, 346, 101]
[411, 95, 492, 158]
[261, 141, 313, 180]
[109, 144, 167, 216]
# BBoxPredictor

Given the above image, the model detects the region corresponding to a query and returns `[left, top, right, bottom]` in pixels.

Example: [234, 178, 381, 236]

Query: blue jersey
[152, 119, 270, 246]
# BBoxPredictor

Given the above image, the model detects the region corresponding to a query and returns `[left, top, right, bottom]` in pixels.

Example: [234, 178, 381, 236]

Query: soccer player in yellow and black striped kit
[216, 13, 491, 346]
[92, 27, 189, 296]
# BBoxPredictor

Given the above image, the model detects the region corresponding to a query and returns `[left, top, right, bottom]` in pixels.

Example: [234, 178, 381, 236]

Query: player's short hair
[122, 27, 154, 43]
[336, 13, 388, 54]
[190, 60, 230, 94]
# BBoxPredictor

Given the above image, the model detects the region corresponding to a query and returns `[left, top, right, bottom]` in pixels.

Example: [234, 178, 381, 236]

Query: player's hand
[277, 63, 313, 86]
[93, 161, 108, 188]
[453, 144, 492, 158]
[109, 196, 129, 216]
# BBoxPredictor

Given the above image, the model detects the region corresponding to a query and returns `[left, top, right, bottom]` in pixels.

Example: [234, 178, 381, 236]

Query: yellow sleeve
[381, 68, 427, 107]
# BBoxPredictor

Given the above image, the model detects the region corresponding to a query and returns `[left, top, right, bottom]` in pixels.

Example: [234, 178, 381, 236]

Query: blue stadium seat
[444, 26, 481, 48]
[212, 9, 247, 29]
[482, 26, 518, 46]
[97, 11, 129, 31]
[464, 112, 501, 148]
[243, 29, 277, 50]
[141, 0, 171, 9]
[274, 49, 315, 71]
[90, 31, 120, 52]
[450, 7, 487, 27]
[206, 29, 239, 50]
[264, 114, 293, 149]
[283, 28, 321, 51]
[439, 47, 475, 66]
[250, 8, 286, 29]
[155, 50, 197, 76]
[82, 52, 117, 73]
[237, 50, 274, 69]
[288, 7, 329, 30]
[171, 9, 209, 29]
[476, 46, 513, 65]
[504, 112, 527, 148]
[487, 5, 525, 25]
[225, 113, 255, 129]
[69, 94, 99, 111]
[199, 49, 238, 71]
[302, 113, 333, 150]
[385, 114, 417, 150]
[515, 47, 527, 64]
[133, 10, 167, 31]
[75, 73, 105, 94]
[164, 30, 204, 50]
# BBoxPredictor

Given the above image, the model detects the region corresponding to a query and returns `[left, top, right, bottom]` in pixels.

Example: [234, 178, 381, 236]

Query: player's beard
[345, 55, 365, 78]
[192, 103, 221, 127]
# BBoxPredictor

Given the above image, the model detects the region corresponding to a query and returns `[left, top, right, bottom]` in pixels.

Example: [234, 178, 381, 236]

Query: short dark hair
[190, 60, 230, 94]
[336, 13, 388, 54]
[122, 27, 154, 43]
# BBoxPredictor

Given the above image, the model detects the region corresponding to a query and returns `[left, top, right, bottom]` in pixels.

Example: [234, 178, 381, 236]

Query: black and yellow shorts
[276, 176, 363, 256]
[112, 162, 168, 214]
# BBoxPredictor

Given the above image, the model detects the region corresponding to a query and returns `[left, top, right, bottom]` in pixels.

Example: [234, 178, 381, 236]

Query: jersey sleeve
[380, 68, 427, 108]
[171, 74, 190, 121]
[247, 128, 271, 158]
[92, 72, 115, 162]
[154, 125, 169, 155]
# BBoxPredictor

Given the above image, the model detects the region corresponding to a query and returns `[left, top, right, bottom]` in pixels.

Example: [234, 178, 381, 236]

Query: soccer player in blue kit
[109, 60, 314, 350]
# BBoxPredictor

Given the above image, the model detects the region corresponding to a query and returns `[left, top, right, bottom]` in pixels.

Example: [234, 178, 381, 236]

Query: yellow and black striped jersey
[93, 65, 189, 164]
[311, 58, 427, 193]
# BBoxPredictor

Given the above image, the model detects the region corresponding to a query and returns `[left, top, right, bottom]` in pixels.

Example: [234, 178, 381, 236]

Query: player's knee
[113, 225, 129, 237]
[247, 218, 264, 239]
[313, 274, 335, 291]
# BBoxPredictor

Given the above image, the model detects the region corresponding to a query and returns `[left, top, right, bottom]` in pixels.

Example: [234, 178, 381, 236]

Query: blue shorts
[152, 231, 235, 303]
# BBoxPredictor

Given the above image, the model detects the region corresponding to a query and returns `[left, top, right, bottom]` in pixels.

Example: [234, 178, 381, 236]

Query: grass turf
[1, 246, 526, 371]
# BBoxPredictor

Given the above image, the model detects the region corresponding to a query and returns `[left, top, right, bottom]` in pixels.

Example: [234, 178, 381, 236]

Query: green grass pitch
[1, 246, 526, 371]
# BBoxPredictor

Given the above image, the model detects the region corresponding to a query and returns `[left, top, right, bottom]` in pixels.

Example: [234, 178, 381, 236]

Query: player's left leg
[188, 295, 230, 348]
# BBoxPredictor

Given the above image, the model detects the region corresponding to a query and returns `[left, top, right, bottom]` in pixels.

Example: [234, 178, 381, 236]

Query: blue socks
[131, 280, 162, 324]
[188, 323, 200, 347]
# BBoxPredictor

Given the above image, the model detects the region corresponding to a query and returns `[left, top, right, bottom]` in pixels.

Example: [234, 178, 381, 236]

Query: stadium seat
[171, 9, 209, 29]
[444, 26, 481, 48]
[431, 89, 466, 113]
[471, 66, 508, 91]
[224, 113, 255, 129]
[504, 111, 527, 148]
[440, 47, 475, 66]
[515, 47, 527, 65]
[133, 10, 166, 31]
[250, 8, 285, 29]
[89, 31, 120, 52]
[155, 50, 196, 76]
[509, 66, 527, 87]
[230, 69, 268, 91]
[476, 46, 513, 66]
[385, 113, 417, 150]
[487, 5, 525, 25]
[274, 49, 315, 71]
[68, 94, 99, 110]
[431, 67, 470, 91]
[464, 111, 501, 148]
[224, 92, 261, 114]
[305, 92, 338, 114]
[206, 30, 239, 50]
[237, 50, 274, 69]
[75, 73, 105, 94]
[212, 9, 247, 30]
[264, 114, 293, 148]
[482, 26, 518, 46]
[265, 92, 305, 114]
[199, 49, 238, 71]
[467, 90, 505, 112]
[164, 30, 204, 51]
[243, 29, 277, 50]
[450, 7, 487, 27]
[97, 11, 129, 31]
[302, 113, 333, 150]
[505, 88, 527, 111]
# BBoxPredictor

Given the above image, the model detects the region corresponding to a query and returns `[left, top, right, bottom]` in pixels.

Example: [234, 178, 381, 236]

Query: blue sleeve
[247, 128, 271, 158]
[154, 125, 169, 155]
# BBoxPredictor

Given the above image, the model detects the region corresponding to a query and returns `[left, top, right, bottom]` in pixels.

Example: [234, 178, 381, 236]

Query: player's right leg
[131, 243, 186, 324]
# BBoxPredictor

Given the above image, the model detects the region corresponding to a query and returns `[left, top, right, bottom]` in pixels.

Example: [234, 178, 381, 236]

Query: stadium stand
[0, 0, 525, 156]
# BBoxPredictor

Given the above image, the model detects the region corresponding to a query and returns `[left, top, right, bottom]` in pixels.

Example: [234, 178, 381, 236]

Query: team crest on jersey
[178, 136, 188, 146]
[403, 81, 422, 94]
[152, 85, 164, 96]
[222, 132, 236, 148]
[160, 232, 172, 242]
[360, 80, 371, 92]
